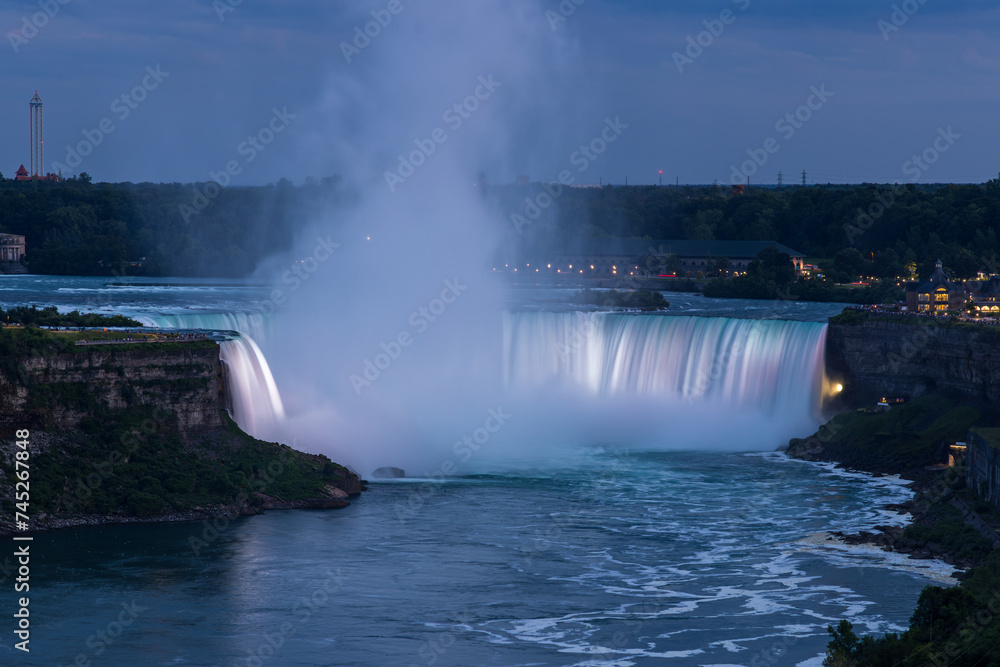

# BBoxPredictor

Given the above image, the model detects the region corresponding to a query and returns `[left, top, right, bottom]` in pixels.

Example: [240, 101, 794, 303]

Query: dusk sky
[1, 0, 998, 186]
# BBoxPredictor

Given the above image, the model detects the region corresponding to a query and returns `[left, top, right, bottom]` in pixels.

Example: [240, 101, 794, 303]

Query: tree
[757, 246, 795, 285]
[823, 620, 859, 667]
[833, 248, 866, 281]
[946, 247, 980, 279]
[711, 256, 731, 277]
[873, 249, 902, 280]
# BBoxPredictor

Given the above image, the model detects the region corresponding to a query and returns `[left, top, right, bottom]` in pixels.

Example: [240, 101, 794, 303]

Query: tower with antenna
[29, 92, 43, 178]
[801, 169, 807, 187]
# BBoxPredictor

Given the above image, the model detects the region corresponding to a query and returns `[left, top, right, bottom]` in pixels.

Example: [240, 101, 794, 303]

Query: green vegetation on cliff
[0, 408, 352, 519]
[789, 393, 981, 474]
[0, 305, 142, 328]
[0, 328, 359, 528]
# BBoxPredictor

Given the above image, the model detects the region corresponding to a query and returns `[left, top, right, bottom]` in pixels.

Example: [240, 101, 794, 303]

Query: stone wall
[967, 429, 1000, 513]
[825, 317, 1000, 403]
[0, 343, 225, 438]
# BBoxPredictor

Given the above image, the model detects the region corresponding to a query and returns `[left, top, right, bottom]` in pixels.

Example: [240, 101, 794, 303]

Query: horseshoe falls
[501, 312, 827, 414]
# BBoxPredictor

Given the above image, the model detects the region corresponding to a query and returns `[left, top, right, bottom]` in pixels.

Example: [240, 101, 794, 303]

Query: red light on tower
[659, 170, 663, 186]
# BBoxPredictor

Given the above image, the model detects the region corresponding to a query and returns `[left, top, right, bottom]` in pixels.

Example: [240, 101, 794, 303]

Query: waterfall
[157, 308, 828, 455]
[502, 312, 827, 418]
[219, 334, 286, 440]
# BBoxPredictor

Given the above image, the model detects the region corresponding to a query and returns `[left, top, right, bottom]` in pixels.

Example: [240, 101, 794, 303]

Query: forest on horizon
[1, 177, 999, 282]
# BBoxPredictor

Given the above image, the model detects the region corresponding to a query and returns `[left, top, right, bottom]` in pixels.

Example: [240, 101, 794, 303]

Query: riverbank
[786, 393, 999, 572]
[787, 393, 1000, 664]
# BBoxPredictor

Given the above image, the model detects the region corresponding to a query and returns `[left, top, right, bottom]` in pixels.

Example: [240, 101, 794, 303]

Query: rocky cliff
[825, 314, 1000, 404]
[0, 342, 224, 437]
[0, 329, 363, 533]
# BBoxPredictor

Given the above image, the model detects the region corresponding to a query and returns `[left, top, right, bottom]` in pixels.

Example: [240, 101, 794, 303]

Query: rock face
[0, 338, 366, 534]
[826, 318, 1000, 403]
[0, 344, 225, 439]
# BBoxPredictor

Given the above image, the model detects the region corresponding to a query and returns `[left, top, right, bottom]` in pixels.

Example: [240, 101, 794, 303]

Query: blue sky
[1, 0, 997, 185]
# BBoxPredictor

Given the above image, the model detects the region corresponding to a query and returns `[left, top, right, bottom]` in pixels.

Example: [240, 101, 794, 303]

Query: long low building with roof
[530, 239, 805, 278]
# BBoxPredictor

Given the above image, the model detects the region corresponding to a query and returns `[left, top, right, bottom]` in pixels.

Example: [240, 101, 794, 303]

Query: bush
[163, 474, 196, 494]
[126, 492, 164, 517]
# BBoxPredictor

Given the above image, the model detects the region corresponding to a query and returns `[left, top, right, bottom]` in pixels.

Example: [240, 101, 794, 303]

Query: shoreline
[0, 487, 358, 537]
[771, 452, 965, 583]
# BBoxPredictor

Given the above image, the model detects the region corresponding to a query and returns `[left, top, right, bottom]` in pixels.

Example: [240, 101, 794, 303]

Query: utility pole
[801, 169, 807, 186]
[777, 171, 783, 187]
[676, 177, 679, 188]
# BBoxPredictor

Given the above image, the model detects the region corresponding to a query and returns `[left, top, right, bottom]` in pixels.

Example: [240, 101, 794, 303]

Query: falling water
[219, 334, 286, 440]
[157, 309, 828, 462]
[503, 312, 827, 418]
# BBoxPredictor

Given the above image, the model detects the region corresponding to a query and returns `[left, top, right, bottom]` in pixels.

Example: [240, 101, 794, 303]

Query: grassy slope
[791, 393, 981, 474]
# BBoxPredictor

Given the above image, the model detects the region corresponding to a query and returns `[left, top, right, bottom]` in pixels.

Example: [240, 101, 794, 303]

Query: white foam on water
[791, 532, 958, 585]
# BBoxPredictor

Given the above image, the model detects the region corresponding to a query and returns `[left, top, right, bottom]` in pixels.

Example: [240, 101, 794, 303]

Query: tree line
[0, 176, 342, 277]
[3, 178, 1000, 282]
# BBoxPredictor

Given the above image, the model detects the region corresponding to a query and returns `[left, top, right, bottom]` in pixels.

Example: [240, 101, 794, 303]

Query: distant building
[905, 260, 966, 313]
[968, 275, 1000, 315]
[12, 163, 59, 182]
[541, 239, 805, 278]
[0, 234, 26, 274]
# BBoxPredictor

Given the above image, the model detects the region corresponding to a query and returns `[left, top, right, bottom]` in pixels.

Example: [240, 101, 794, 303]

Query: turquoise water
[2, 452, 942, 666]
[0, 276, 941, 666]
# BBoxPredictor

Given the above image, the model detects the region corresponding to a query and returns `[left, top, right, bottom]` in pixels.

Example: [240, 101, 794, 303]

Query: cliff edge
[0, 327, 362, 534]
